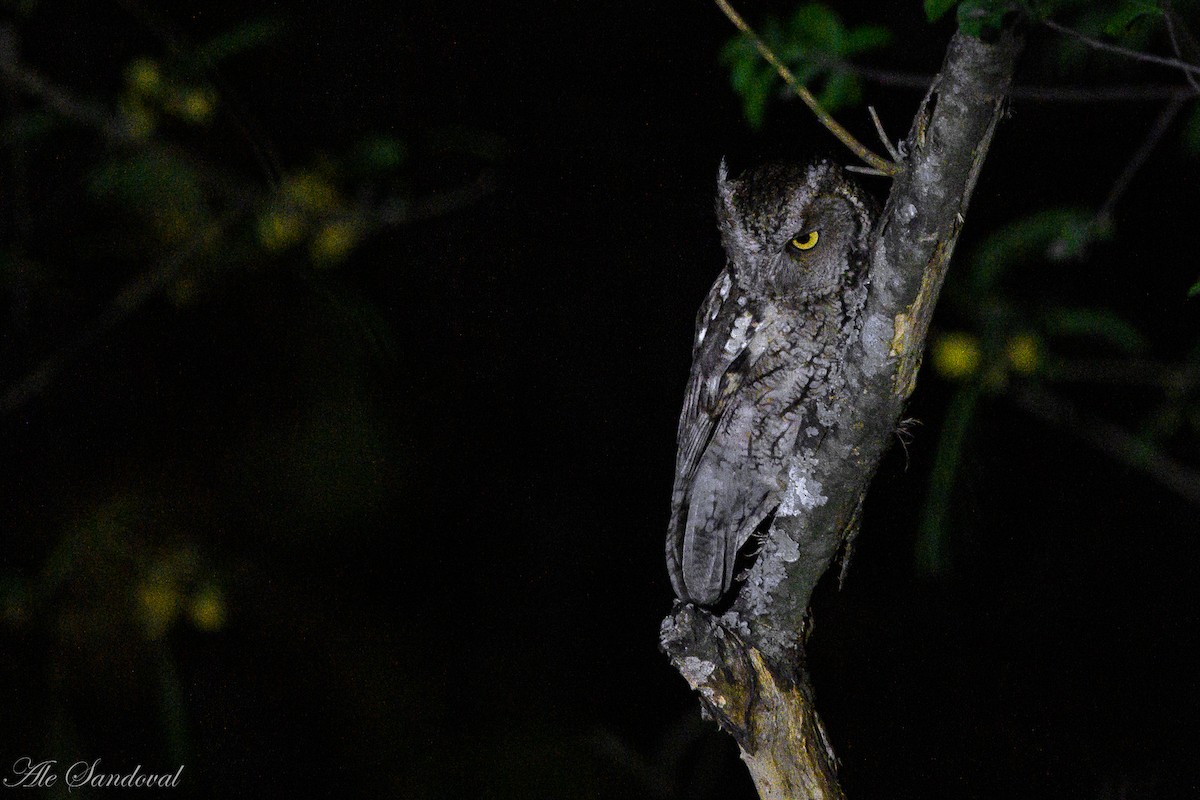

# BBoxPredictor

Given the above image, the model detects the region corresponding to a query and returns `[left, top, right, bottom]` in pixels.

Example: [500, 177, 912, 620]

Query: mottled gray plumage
[667, 160, 875, 606]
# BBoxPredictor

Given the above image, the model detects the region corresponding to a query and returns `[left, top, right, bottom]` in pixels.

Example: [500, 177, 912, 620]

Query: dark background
[2, 1, 1199, 798]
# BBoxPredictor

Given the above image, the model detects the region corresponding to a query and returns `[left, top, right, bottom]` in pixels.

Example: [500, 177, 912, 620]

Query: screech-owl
[666, 160, 875, 606]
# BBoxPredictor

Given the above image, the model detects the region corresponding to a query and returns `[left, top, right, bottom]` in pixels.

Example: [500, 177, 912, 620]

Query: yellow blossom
[125, 58, 162, 96]
[119, 98, 157, 139]
[309, 219, 361, 265]
[138, 581, 179, 640]
[257, 210, 305, 251]
[932, 332, 981, 381]
[284, 172, 340, 214]
[1005, 333, 1040, 375]
[187, 584, 227, 632]
[176, 88, 217, 125]
[153, 206, 190, 245]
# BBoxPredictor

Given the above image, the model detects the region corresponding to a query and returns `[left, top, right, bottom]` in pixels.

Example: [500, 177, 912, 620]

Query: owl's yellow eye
[791, 231, 819, 251]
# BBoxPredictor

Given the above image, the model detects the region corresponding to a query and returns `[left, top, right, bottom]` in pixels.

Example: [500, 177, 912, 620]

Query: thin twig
[1010, 382, 1200, 508]
[1096, 94, 1185, 226]
[868, 105, 902, 162]
[1161, 2, 1200, 92]
[1044, 358, 1189, 391]
[713, 0, 900, 175]
[0, 26, 134, 143]
[1044, 18, 1200, 77]
[845, 165, 890, 177]
[1010, 82, 1194, 102]
[0, 205, 248, 417]
[374, 171, 497, 226]
[831, 63, 933, 91]
[1162, 0, 1200, 59]
[818, 59, 1194, 103]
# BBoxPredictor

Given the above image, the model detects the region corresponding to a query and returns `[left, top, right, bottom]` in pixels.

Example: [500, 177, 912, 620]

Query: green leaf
[721, 3, 890, 127]
[721, 36, 776, 128]
[0, 0, 39, 18]
[1050, 8, 1106, 76]
[957, 0, 1023, 39]
[88, 151, 204, 214]
[419, 125, 507, 161]
[1041, 307, 1147, 353]
[1017, 0, 1095, 21]
[843, 25, 893, 56]
[722, 23, 790, 128]
[1103, 1, 1162, 37]
[915, 385, 981, 577]
[925, 0, 959, 22]
[970, 207, 1098, 294]
[759, 16, 786, 53]
[194, 18, 282, 66]
[350, 136, 408, 172]
[1047, 213, 1109, 261]
[787, 4, 844, 53]
[722, 36, 756, 90]
[88, 152, 208, 246]
[1, 110, 56, 144]
[817, 70, 862, 112]
[1183, 102, 1200, 156]
[722, 35, 761, 95]
[742, 66, 777, 129]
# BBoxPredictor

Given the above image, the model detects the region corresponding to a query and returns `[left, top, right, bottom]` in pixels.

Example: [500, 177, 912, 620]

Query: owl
[666, 160, 875, 606]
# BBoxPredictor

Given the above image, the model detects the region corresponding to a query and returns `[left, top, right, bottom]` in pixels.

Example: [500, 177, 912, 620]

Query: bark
[661, 29, 1022, 798]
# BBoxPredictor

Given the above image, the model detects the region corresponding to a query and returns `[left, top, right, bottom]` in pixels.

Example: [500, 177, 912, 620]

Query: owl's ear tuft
[716, 158, 738, 229]
[719, 158, 737, 201]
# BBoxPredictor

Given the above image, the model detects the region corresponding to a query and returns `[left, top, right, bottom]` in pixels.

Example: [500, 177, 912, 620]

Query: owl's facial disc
[764, 195, 862, 299]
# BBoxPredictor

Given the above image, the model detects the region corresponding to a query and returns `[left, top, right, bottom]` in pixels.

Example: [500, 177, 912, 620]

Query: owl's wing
[673, 270, 746, 495]
[667, 270, 771, 603]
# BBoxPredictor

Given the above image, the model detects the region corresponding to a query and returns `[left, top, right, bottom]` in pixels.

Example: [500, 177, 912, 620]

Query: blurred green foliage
[0, 5, 500, 785]
[967, 207, 1108, 295]
[190, 17, 284, 69]
[954, 0, 1025, 38]
[728, 1, 1200, 129]
[1184, 101, 1200, 154]
[913, 195, 1197, 572]
[925, 0, 961, 22]
[721, 3, 892, 127]
[1103, 1, 1164, 36]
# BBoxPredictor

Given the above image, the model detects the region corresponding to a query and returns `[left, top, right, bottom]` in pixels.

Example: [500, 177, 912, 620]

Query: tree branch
[662, 29, 1022, 799]
[0, 204, 249, 417]
[1044, 18, 1200, 77]
[1096, 94, 1185, 226]
[1010, 382, 1200, 508]
[818, 59, 1195, 103]
[1161, 1, 1200, 92]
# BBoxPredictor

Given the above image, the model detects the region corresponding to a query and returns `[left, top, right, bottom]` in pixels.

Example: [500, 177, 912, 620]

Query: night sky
[2, 1, 1199, 798]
